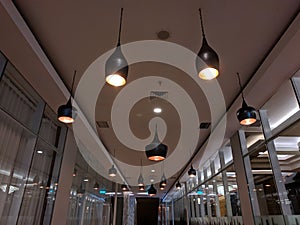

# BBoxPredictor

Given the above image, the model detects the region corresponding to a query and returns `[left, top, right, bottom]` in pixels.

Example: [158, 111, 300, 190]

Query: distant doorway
[136, 198, 159, 225]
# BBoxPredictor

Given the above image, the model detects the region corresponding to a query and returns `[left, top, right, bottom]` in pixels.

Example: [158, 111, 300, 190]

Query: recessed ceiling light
[37, 150, 43, 154]
[150, 179, 154, 182]
[151, 169, 155, 173]
[153, 108, 162, 113]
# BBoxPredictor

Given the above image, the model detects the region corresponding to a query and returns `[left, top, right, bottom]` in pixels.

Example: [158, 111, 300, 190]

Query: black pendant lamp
[188, 165, 197, 178]
[121, 183, 128, 191]
[105, 8, 128, 87]
[196, 9, 219, 80]
[236, 72, 257, 126]
[145, 125, 168, 161]
[139, 184, 145, 191]
[57, 70, 77, 123]
[138, 159, 145, 187]
[93, 182, 100, 190]
[160, 174, 167, 187]
[148, 184, 157, 196]
[159, 181, 165, 190]
[176, 181, 182, 190]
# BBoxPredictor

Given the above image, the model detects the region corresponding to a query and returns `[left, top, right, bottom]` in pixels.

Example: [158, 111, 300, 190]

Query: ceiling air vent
[97, 121, 110, 128]
[199, 122, 211, 129]
[149, 91, 168, 101]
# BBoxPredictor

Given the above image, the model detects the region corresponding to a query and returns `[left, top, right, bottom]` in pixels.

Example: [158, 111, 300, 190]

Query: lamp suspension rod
[236, 72, 245, 100]
[70, 70, 77, 96]
[199, 8, 205, 37]
[117, 8, 124, 46]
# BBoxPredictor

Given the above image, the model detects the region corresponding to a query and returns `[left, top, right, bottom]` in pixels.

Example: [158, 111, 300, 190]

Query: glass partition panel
[0, 62, 44, 133]
[213, 154, 221, 174]
[244, 143, 287, 225]
[0, 110, 37, 225]
[67, 152, 115, 225]
[272, 118, 300, 225]
[173, 197, 184, 225]
[222, 145, 233, 166]
[39, 106, 62, 149]
[244, 125, 265, 156]
[261, 80, 299, 132]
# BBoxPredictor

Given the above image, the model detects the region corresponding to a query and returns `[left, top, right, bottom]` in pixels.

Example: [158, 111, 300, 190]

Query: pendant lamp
[138, 174, 144, 186]
[139, 184, 145, 191]
[72, 168, 77, 177]
[93, 182, 100, 190]
[188, 165, 197, 178]
[148, 184, 157, 196]
[236, 72, 257, 125]
[160, 162, 167, 186]
[121, 183, 128, 191]
[176, 181, 182, 190]
[138, 159, 145, 187]
[196, 9, 219, 80]
[145, 125, 168, 161]
[108, 149, 117, 177]
[159, 181, 165, 190]
[108, 165, 117, 177]
[57, 70, 77, 123]
[160, 174, 167, 187]
[105, 8, 128, 87]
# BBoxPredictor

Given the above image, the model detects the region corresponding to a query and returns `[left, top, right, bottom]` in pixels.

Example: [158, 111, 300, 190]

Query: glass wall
[172, 143, 243, 225]
[0, 54, 67, 225]
[245, 74, 300, 225]
[66, 151, 116, 225]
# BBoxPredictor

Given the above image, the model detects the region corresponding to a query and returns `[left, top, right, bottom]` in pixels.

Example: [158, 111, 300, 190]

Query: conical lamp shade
[188, 165, 197, 178]
[176, 181, 181, 190]
[105, 8, 128, 87]
[105, 47, 128, 87]
[159, 181, 165, 190]
[93, 182, 100, 190]
[139, 185, 145, 191]
[160, 174, 167, 186]
[237, 100, 257, 126]
[57, 98, 77, 123]
[145, 128, 168, 161]
[138, 174, 144, 186]
[108, 165, 117, 177]
[121, 183, 128, 191]
[148, 184, 157, 196]
[196, 37, 219, 80]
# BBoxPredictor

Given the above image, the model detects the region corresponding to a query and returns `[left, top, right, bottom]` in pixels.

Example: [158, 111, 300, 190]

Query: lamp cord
[199, 8, 205, 37]
[117, 8, 124, 46]
[237, 72, 245, 100]
[70, 70, 77, 97]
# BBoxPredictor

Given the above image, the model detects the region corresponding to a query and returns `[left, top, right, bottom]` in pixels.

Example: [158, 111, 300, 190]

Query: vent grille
[199, 122, 211, 129]
[97, 121, 110, 128]
[149, 91, 168, 100]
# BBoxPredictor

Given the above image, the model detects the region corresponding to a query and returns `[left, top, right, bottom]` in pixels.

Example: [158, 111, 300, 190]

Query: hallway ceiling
[8, 0, 300, 197]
